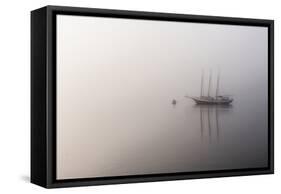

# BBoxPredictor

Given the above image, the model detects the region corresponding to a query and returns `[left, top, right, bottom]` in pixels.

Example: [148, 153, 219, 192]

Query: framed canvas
[31, 5, 274, 188]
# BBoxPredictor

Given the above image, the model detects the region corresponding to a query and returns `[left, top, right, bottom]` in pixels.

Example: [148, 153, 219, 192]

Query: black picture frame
[31, 5, 274, 188]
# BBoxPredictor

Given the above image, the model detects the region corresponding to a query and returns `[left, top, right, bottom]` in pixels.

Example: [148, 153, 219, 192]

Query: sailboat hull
[189, 97, 233, 105]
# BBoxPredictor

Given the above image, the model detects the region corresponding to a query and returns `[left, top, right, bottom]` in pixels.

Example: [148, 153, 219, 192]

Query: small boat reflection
[194, 104, 233, 142]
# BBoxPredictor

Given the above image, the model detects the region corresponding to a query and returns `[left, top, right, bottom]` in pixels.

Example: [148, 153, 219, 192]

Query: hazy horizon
[56, 15, 268, 180]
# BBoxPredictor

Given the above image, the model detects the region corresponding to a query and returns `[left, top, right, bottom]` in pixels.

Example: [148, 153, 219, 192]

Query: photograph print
[56, 14, 270, 180]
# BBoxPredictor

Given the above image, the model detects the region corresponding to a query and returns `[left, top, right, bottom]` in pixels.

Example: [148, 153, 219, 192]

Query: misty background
[56, 15, 268, 179]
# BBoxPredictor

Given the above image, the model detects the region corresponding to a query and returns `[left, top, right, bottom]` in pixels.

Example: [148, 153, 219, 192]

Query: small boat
[186, 70, 233, 105]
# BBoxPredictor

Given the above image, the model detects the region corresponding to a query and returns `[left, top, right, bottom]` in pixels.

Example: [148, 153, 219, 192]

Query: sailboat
[186, 70, 233, 105]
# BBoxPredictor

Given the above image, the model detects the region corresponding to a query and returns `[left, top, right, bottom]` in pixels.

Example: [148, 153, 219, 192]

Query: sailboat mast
[208, 70, 212, 97]
[216, 71, 220, 98]
[200, 70, 204, 97]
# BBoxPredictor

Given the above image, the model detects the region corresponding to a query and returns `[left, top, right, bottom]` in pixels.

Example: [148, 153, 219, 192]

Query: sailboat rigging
[186, 70, 233, 105]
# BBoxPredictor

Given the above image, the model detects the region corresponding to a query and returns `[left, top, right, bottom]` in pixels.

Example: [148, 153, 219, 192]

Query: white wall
[0, 0, 279, 193]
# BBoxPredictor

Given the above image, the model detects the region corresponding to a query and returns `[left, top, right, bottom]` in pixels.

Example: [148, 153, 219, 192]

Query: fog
[56, 15, 268, 179]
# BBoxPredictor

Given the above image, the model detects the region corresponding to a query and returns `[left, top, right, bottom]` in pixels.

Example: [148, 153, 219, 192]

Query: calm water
[160, 98, 268, 173]
[104, 95, 269, 176]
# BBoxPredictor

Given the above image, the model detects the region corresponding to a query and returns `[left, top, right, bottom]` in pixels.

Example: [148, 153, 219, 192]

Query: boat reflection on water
[193, 104, 233, 142]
